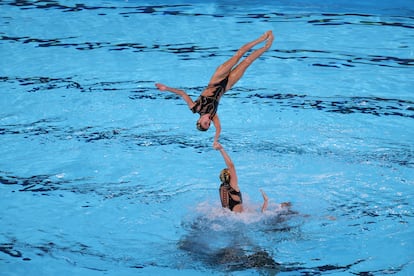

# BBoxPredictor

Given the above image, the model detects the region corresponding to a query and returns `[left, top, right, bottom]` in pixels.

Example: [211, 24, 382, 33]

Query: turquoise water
[1, 0, 413, 275]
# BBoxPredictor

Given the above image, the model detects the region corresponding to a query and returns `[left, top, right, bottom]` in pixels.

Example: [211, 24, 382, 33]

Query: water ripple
[0, 170, 184, 204]
[2, 76, 413, 119]
[1, 33, 412, 66]
[249, 92, 414, 119]
[1, 112, 413, 168]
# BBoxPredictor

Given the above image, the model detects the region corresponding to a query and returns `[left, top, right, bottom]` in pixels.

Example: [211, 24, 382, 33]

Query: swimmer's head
[219, 168, 230, 184]
[196, 115, 211, 131]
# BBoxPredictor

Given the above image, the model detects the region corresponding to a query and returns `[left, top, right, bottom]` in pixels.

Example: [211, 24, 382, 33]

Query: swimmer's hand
[213, 142, 223, 150]
[155, 83, 168, 91]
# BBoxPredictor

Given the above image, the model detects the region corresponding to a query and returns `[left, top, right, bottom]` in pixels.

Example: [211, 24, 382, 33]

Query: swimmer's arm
[260, 189, 269, 212]
[212, 115, 221, 145]
[215, 142, 239, 191]
[155, 83, 195, 109]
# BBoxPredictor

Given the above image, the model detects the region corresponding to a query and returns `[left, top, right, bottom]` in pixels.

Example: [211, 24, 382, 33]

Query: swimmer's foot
[237, 31, 273, 58]
[257, 31, 272, 44]
[264, 31, 274, 49]
[250, 31, 271, 47]
[260, 31, 270, 42]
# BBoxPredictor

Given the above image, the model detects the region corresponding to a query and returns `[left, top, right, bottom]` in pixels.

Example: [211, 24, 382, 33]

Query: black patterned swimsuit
[190, 76, 229, 119]
[219, 182, 243, 211]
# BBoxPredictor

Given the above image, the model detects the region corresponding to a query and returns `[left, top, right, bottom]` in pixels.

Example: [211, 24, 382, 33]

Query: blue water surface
[1, 0, 414, 275]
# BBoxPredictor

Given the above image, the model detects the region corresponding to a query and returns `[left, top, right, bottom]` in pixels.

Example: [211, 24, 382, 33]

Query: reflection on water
[177, 203, 386, 275]
[178, 204, 298, 274]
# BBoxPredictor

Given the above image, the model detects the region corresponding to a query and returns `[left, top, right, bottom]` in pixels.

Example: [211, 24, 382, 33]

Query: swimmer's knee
[243, 57, 253, 65]
[235, 49, 245, 58]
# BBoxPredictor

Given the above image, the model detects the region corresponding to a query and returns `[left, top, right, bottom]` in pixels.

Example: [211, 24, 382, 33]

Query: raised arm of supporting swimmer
[155, 83, 195, 109]
[214, 142, 239, 190]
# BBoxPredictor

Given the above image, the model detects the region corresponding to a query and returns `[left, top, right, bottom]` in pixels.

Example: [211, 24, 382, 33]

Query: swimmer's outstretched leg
[226, 31, 274, 89]
[208, 31, 271, 84]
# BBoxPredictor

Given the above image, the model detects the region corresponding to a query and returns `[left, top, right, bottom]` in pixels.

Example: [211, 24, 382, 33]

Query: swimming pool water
[1, 0, 413, 275]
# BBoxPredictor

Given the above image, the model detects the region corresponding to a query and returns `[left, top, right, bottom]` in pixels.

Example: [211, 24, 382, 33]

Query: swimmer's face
[196, 116, 211, 131]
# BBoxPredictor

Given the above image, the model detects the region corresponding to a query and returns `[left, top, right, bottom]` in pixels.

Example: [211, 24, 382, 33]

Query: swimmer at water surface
[155, 31, 274, 146]
[214, 142, 270, 213]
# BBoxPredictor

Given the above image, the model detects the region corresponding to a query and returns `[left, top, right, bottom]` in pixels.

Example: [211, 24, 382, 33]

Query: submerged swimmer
[155, 31, 274, 145]
[214, 142, 280, 213]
